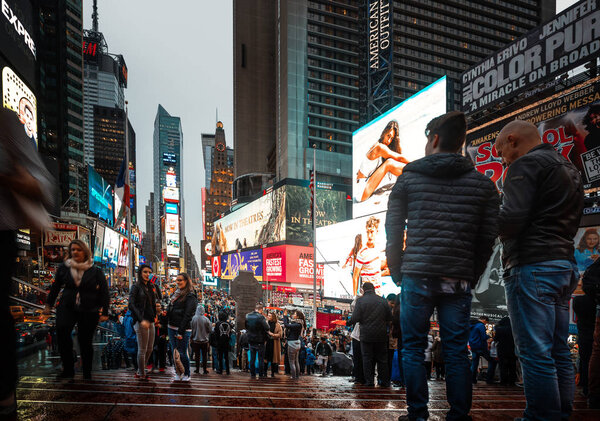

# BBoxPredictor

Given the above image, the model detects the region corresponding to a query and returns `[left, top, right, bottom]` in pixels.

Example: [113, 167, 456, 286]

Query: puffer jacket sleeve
[178, 294, 198, 335]
[473, 180, 500, 282]
[386, 175, 408, 277]
[97, 267, 110, 316]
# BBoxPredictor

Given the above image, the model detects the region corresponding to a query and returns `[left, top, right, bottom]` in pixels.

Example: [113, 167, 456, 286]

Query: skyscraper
[153, 105, 184, 267]
[35, 0, 87, 217]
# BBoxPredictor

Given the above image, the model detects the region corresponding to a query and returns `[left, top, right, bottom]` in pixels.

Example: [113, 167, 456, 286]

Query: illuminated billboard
[166, 232, 180, 258]
[166, 169, 177, 187]
[93, 223, 105, 263]
[212, 188, 285, 254]
[352, 77, 447, 218]
[1, 64, 37, 146]
[263, 245, 324, 287]
[88, 165, 114, 226]
[118, 236, 129, 267]
[102, 228, 121, 268]
[162, 152, 177, 165]
[165, 202, 178, 214]
[165, 213, 179, 234]
[0, 0, 36, 85]
[316, 212, 399, 299]
[221, 249, 263, 280]
[163, 187, 180, 203]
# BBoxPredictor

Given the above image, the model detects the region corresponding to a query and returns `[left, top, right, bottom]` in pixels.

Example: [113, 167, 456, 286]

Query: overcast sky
[83, 0, 233, 264]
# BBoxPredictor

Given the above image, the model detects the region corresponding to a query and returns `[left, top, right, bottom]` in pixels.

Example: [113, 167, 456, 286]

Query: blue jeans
[211, 346, 220, 372]
[168, 328, 192, 376]
[249, 342, 265, 377]
[470, 348, 490, 383]
[400, 276, 472, 421]
[505, 260, 578, 421]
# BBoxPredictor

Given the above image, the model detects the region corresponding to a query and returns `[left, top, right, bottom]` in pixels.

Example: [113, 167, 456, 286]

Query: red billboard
[263, 245, 324, 285]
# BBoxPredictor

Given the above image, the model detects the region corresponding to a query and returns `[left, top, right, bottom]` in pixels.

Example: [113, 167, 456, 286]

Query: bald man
[496, 119, 584, 421]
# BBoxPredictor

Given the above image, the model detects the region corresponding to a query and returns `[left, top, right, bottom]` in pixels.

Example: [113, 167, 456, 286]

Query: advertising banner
[118, 236, 128, 267]
[165, 202, 178, 214]
[102, 228, 120, 267]
[1, 58, 37, 146]
[78, 227, 91, 249]
[165, 213, 179, 234]
[44, 230, 77, 246]
[0, 0, 36, 86]
[201, 239, 212, 272]
[466, 80, 600, 191]
[316, 212, 400, 299]
[574, 225, 600, 274]
[203, 274, 218, 287]
[212, 255, 221, 277]
[88, 165, 114, 225]
[352, 77, 447, 218]
[262, 245, 324, 286]
[93, 224, 105, 263]
[166, 169, 177, 187]
[212, 187, 285, 254]
[462, 0, 600, 114]
[220, 249, 263, 280]
[163, 187, 180, 203]
[166, 232, 180, 258]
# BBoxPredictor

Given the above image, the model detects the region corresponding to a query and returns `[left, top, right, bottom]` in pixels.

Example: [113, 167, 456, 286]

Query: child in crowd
[305, 344, 316, 375]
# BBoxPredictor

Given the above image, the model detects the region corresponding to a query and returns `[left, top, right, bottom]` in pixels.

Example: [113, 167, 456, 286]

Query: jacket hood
[195, 305, 205, 317]
[404, 153, 474, 178]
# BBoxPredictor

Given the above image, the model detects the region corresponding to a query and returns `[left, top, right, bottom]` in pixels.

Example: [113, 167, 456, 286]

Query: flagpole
[125, 101, 133, 291]
[312, 148, 317, 332]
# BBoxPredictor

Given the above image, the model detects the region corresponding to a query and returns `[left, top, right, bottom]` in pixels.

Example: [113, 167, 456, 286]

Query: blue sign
[165, 203, 178, 214]
[221, 249, 263, 280]
[88, 165, 114, 225]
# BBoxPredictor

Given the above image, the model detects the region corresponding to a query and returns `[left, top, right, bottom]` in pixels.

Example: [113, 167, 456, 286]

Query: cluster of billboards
[89, 222, 139, 269]
[88, 165, 115, 225]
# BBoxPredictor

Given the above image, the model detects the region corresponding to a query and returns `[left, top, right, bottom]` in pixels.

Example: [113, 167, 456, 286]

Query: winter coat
[349, 290, 392, 343]
[47, 263, 109, 315]
[499, 144, 583, 270]
[315, 341, 333, 357]
[191, 305, 211, 343]
[128, 281, 157, 324]
[122, 310, 137, 354]
[385, 153, 499, 286]
[583, 257, 600, 305]
[167, 291, 198, 336]
[494, 316, 515, 359]
[245, 311, 270, 344]
[305, 348, 316, 365]
[283, 315, 303, 341]
[432, 338, 443, 363]
[270, 321, 283, 364]
[469, 320, 488, 352]
[424, 335, 433, 362]
[215, 310, 232, 351]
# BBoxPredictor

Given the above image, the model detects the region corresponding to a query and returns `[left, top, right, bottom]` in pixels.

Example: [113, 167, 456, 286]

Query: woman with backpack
[167, 273, 198, 381]
[45, 240, 109, 380]
[128, 264, 157, 379]
[215, 310, 232, 375]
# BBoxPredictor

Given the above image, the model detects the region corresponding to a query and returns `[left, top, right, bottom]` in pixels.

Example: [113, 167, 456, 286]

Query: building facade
[202, 122, 234, 242]
[143, 192, 155, 264]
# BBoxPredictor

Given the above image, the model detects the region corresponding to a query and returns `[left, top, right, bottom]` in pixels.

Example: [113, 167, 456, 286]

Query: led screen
[165, 202, 178, 214]
[165, 214, 179, 234]
[88, 165, 114, 226]
[163, 187, 179, 203]
[352, 77, 447, 218]
[166, 232, 180, 258]
[118, 236, 128, 267]
[2, 64, 37, 146]
[102, 228, 120, 268]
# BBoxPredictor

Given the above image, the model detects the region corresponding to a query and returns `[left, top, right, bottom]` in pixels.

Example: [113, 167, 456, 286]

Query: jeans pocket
[531, 270, 572, 306]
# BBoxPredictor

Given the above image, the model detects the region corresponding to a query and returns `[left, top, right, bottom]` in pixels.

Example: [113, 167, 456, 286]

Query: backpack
[218, 322, 231, 349]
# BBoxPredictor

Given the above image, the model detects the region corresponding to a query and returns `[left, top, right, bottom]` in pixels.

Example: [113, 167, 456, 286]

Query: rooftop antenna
[216, 108, 218, 124]
[92, 0, 99, 32]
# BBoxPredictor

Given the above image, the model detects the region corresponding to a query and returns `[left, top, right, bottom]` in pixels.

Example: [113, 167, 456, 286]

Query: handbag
[173, 346, 185, 376]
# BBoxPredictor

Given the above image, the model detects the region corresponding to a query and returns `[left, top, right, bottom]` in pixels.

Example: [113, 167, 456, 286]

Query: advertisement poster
[285, 184, 348, 242]
[93, 224, 105, 262]
[352, 77, 447, 218]
[165, 202, 178, 214]
[102, 228, 120, 267]
[166, 232, 180, 258]
[221, 249, 263, 280]
[163, 187, 180, 203]
[471, 239, 508, 320]
[201, 240, 212, 272]
[78, 227, 91, 249]
[574, 225, 600, 275]
[262, 245, 324, 287]
[212, 187, 285, 254]
[2, 64, 37, 146]
[88, 165, 114, 225]
[316, 212, 399, 299]
[43, 246, 67, 264]
[166, 213, 179, 234]
[467, 80, 600, 191]
[118, 236, 128, 267]
[212, 255, 221, 277]
[44, 229, 77, 246]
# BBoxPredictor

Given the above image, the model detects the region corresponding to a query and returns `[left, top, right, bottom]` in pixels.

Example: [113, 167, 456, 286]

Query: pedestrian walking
[215, 310, 232, 375]
[122, 310, 138, 371]
[496, 119, 583, 420]
[494, 316, 517, 387]
[190, 304, 211, 374]
[45, 240, 110, 380]
[315, 336, 333, 376]
[154, 304, 168, 372]
[350, 295, 365, 385]
[468, 316, 489, 384]
[432, 334, 445, 381]
[128, 264, 157, 380]
[245, 304, 270, 378]
[424, 333, 433, 380]
[265, 312, 283, 377]
[386, 111, 499, 421]
[282, 309, 304, 379]
[348, 281, 392, 386]
[167, 273, 198, 382]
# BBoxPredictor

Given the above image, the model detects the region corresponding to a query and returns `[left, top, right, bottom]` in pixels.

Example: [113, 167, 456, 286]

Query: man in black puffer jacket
[386, 111, 499, 421]
[349, 282, 392, 387]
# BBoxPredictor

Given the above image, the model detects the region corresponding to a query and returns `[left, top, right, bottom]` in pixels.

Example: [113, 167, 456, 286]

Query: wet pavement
[16, 348, 600, 420]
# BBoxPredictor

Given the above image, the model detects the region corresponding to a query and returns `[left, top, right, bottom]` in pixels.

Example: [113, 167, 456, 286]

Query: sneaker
[181, 375, 191, 382]
[173, 373, 181, 381]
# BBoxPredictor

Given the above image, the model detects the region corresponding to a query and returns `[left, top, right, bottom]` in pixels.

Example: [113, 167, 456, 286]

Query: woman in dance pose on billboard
[356, 120, 409, 202]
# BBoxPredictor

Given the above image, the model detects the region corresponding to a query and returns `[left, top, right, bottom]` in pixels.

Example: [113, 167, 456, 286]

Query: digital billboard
[165, 202, 178, 214]
[162, 152, 177, 165]
[263, 245, 324, 287]
[221, 249, 263, 280]
[352, 77, 447, 218]
[166, 169, 177, 187]
[1, 62, 37, 146]
[102, 228, 120, 268]
[203, 274, 218, 287]
[118, 236, 129, 267]
[165, 213, 179, 234]
[163, 187, 180, 203]
[166, 232, 180, 258]
[574, 225, 600, 275]
[88, 165, 114, 225]
[0, 0, 36, 86]
[212, 187, 285, 254]
[201, 239, 212, 272]
[316, 212, 399, 299]
[466, 80, 600, 191]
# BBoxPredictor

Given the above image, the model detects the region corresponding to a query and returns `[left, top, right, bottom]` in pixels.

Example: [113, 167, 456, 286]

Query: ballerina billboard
[352, 77, 447, 218]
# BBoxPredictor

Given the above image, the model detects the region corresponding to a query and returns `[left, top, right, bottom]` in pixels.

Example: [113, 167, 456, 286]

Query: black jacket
[582, 251, 600, 305]
[494, 316, 515, 359]
[349, 290, 392, 342]
[47, 263, 109, 315]
[499, 143, 583, 270]
[167, 292, 198, 336]
[128, 281, 157, 323]
[386, 153, 500, 285]
[283, 315, 303, 341]
[245, 311, 269, 344]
